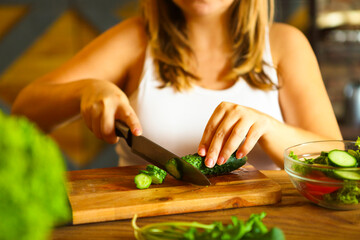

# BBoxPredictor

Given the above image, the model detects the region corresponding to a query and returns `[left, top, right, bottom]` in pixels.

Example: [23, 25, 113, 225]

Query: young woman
[12, 0, 342, 169]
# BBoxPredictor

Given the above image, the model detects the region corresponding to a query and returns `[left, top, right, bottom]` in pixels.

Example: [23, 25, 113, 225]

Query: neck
[185, 13, 231, 52]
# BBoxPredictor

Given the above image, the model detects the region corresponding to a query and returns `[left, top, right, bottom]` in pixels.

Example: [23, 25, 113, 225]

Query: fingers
[218, 119, 252, 164]
[100, 101, 118, 144]
[204, 117, 252, 168]
[198, 105, 225, 157]
[200, 102, 247, 167]
[236, 122, 263, 158]
[198, 103, 227, 167]
[81, 95, 141, 144]
[199, 102, 268, 168]
[82, 100, 117, 144]
[91, 103, 103, 140]
[114, 100, 142, 136]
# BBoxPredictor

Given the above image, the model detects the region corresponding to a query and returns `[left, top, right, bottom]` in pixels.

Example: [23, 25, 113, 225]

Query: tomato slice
[304, 172, 342, 197]
[305, 182, 340, 195]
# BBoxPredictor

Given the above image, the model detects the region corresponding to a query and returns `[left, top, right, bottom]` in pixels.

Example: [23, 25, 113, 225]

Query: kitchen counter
[52, 170, 360, 240]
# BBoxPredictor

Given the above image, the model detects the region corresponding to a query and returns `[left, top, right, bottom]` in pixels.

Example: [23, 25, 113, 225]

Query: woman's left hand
[198, 101, 273, 168]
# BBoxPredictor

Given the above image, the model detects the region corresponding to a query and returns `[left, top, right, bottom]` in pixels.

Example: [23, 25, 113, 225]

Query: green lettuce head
[0, 110, 71, 240]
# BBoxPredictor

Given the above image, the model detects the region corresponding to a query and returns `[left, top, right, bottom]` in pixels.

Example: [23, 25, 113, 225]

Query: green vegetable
[350, 137, 360, 166]
[289, 151, 329, 166]
[165, 158, 182, 179]
[166, 153, 247, 179]
[135, 173, 153, 189]
[348, 149, 360, 163]
[135, 165, 167, 189]
[289, 137, 360, 205]
[0, 111, 71, 240]
[288, 151, 299, 161]
[146, 165, 167, 184]
[324, 180, 360, 205]
[132, 212, 285, 240]
[139, 165, 167, 184]
[333, 170, 360, 181]
[185, 153, 247, 175]
[328, 150, 357, 167]
[289, 139, 360, 180]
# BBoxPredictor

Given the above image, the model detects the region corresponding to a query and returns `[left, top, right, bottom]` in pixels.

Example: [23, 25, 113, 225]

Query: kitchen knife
[115, 120, 211, 186]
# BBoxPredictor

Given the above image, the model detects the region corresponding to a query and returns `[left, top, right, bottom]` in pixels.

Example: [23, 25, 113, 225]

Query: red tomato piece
[305, 183, 340, 195]
[304, 173, 342, 197]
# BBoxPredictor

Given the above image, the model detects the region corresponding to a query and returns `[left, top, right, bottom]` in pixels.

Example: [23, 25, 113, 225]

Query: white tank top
[116, 30, 283, 170]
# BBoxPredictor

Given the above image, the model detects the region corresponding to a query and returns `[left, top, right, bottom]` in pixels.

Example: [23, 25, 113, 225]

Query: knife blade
[115, 120, 211, 186]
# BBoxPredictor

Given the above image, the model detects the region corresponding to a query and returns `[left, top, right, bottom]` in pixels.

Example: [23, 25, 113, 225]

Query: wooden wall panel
[0, 9, 102, 167]
[0, 6, 28, 40]
[0, 10, 97, 101]
[0, 1, 138, 168]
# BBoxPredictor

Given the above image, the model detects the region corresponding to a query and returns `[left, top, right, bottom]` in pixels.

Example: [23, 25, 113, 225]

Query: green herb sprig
[132, 212, 285, 240]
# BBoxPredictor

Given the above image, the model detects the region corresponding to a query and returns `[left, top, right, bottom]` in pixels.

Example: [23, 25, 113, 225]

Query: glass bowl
[284, 140, 360, 210]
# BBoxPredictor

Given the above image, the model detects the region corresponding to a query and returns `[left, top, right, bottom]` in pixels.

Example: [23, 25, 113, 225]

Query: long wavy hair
[140, 0, 275, 91]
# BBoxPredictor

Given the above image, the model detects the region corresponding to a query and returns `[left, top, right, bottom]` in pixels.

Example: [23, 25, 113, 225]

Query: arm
[261, 23, 342, 164]
[198, 23, 342, 168]
[12, 17, 147, 143]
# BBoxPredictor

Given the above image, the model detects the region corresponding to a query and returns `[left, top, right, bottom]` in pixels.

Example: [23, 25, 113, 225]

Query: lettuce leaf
[323, 180, 360, 205]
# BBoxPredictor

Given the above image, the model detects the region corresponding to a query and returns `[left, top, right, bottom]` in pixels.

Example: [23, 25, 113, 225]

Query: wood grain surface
[67, 165, 282, 224]
[53, 170, 360, 240]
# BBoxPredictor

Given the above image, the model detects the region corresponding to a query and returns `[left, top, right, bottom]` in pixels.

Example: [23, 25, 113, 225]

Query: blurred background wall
[0, 0, 359, 170]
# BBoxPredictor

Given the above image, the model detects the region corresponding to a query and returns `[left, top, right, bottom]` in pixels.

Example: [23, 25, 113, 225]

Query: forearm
[259, 118, 343, 168]
[12, 79, 95, 132]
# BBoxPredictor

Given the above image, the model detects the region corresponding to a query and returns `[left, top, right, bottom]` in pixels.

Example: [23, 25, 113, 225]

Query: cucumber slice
[165, 158, 182, 179]
[328, 150, 357, 167]
[333, 170, 360, 180]
[134, 173, 152, 189]
[139, 165, 167, 184]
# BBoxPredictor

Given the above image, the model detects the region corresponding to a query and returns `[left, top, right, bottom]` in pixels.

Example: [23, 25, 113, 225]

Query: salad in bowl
[284, 137, 360, 210]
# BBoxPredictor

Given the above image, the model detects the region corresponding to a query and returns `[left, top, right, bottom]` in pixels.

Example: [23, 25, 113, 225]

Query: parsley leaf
[132, 212, 285, 240]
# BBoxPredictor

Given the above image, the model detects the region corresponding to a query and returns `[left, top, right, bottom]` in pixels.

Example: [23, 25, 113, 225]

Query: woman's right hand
[80, 80, 142, 144]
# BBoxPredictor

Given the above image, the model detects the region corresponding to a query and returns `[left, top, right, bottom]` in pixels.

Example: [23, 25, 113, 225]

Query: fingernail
[133, 128, 141, 136]
[198, 147, 206, 156]
[237, 152, 243, 159]
[218, 156, 225, 165]
[206, 158, 215, 168]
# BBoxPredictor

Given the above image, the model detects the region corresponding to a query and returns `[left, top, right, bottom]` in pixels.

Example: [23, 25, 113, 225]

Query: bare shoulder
[105, 17, 147, 45]
[89, 16, 147, 59]
[269, 23, 312, 67]
[270, 22, 307, 40]
[269, 22, 309, 49]
[269, 24, 340, 139]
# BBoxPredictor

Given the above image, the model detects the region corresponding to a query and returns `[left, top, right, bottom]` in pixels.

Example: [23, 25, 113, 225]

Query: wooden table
[52, 170, 360, 240]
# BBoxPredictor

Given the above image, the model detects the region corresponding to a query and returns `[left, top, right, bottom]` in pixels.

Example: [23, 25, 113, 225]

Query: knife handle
[115, 120, 132, 146]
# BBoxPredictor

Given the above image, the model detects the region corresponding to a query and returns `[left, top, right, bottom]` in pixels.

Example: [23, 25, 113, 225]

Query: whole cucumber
[181, 153, 247, 175]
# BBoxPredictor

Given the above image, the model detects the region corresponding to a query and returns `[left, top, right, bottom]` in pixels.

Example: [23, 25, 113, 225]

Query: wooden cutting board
[67, 165, 282, 224]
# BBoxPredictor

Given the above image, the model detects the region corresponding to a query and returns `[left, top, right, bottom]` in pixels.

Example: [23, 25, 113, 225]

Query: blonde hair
[141, 0, 275, 91]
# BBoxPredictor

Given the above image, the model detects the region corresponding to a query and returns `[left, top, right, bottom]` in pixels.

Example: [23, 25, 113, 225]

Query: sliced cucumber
[165, 158, 182, 179]
[333, 170, 360, 180]
[328, 150, 357, 167]
[134, 173, 152, 189]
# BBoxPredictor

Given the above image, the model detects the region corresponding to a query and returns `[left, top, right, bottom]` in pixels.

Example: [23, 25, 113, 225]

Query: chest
[129, 77, 283, 156]
[191, 50, 234, 90]
[126, 49, 234, 93]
